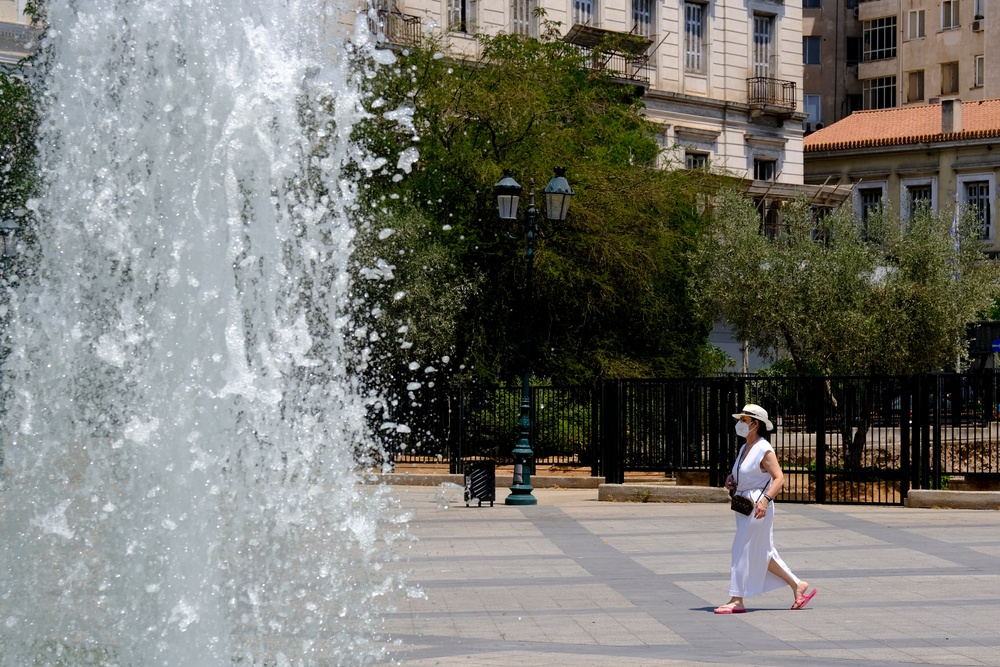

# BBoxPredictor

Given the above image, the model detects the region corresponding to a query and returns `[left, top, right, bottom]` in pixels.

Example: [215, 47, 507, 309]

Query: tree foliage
[352, 26, 718, 389]
[0, 66, 38, 216]
[694, 191, 1000, 376]
[695, 191, 1000, 468]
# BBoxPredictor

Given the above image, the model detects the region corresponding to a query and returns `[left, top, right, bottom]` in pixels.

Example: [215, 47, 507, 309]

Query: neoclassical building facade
[366, 0, 810, 187]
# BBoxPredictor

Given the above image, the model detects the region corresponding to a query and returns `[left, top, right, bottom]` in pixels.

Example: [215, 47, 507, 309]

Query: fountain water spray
[0, 0, 405, 664]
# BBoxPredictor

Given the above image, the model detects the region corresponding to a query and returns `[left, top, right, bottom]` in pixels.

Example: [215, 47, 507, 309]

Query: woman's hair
[752, 418, 769, 433]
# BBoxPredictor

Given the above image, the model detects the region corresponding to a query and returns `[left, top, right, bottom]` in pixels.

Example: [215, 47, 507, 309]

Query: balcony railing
[574, 46, 650, 84]
[369, 9, 422, 47]
[747, 77, 797, 112]
[563, 24, 653, 85]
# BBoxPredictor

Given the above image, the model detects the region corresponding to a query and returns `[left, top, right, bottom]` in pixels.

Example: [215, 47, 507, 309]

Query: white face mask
[735, 421, 750, 438]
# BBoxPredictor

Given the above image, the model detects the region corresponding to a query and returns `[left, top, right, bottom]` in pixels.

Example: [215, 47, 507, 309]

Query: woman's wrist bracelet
[762, 493, 772, 503]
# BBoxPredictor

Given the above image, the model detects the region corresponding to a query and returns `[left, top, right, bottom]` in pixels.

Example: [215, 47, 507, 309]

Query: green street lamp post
[494, 168, 574, 506]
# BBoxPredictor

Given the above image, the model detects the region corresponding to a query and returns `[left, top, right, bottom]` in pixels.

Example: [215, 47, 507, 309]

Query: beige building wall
[805, 0, 998, 129]
[803, 0, 863, 129]
[856, 0, 995, 107]
[804, 1, 862, 126]
[0, 0, 27, 24]
[1, 0, 35, 64]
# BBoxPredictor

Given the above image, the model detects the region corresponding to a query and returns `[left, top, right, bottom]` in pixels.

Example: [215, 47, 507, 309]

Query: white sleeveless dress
[729, 438, 799, 598]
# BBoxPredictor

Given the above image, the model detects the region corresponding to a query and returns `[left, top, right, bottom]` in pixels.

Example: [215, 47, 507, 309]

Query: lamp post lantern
[494, 168, 573, 506]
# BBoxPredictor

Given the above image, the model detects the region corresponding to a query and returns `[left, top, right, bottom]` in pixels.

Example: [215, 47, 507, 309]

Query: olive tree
[695, 190, 1000, 467]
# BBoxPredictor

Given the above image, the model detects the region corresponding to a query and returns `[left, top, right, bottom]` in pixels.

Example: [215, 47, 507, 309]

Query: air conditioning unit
[852, 6, 859, 18]
[972, 19, 983, 31]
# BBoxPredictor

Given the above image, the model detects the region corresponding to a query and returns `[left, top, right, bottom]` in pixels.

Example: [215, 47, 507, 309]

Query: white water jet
[0, 1, 405, 665]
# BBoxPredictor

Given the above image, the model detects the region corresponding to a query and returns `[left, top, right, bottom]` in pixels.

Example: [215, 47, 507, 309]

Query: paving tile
[377, 487, 1000, 667]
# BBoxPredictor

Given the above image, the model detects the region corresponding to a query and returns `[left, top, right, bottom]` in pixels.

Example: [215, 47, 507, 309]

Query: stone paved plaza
[377, 486, 1000, 667]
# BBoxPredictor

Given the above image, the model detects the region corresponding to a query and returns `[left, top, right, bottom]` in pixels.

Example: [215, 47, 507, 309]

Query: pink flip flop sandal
[791, 589, 817, 610]
[714, 605, 747, 614]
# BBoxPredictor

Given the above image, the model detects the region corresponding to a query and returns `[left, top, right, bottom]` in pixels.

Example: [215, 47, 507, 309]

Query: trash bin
[464, 460, 496, 507]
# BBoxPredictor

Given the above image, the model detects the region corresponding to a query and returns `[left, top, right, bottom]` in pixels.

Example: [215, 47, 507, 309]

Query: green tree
[352, 26, 719, 392]
[695, 190, 1000, 466]
[0, 65, 37, 216]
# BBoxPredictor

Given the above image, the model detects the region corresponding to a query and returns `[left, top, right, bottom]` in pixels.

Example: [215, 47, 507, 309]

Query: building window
[942, 0, 959, 30]
[846, 94, 863, 115]
[511, 0, 536, 35]
[859, 187, 883, 219]
[449, 0, 476, 32]
[803, 0, 821, 7]
[753, 158, 777, 182]
[760, 199, 782, 239]
[901, 179, 935, 221]
[753, 14, 775, 78]
[803, 94, 821, 126]
[863, 17, 896, 61]
[685, 152, 709, 170]
[803, 36, 821, 65]
[974, 0, 985, 18]
[857, 185, 886, 236]
[573, 0, 594, 25]
[845, 37, 861, 67]
[941, 62, 959, 95]
[632, 0, 653, 37]
[907, 70, 924, 103]
[846, 37, 862, 65]
[684, 2, 706, 73]
[961, 178, 993, 240]
[863, 76, 896, 109]
[975, 56, 985, 88]
[907, 10, 925, 39]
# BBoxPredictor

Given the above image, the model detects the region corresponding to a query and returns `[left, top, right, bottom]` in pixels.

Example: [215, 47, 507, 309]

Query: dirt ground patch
[379, 461, 669, 482]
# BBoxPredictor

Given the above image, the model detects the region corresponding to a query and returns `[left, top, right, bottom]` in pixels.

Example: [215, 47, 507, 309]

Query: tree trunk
[828, 378, 872, 472]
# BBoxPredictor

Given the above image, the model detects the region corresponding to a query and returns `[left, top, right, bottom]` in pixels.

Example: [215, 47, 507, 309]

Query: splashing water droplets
[0, 1, 406, 665]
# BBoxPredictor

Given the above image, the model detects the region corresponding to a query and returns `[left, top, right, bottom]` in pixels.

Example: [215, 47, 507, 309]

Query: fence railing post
[899, 377, 911, 501]
[706, 379, 719, 486]
[599, 380, 624, 484]
[590, 386, 601, 477]
[449, 388, 463, 474]
[707, 377, 739, 488]
[815, 376, 826, 504]
[930, 375, 936, 489]
[917, 374, 931, 490]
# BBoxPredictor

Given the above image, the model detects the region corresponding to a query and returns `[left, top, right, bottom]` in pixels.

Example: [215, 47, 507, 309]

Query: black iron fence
[383, 371, 1000, 504]
[443, 386, 598, 473]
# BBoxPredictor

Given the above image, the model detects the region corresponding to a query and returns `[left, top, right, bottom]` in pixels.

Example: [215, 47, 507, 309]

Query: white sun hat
[732, 403, 774, 431]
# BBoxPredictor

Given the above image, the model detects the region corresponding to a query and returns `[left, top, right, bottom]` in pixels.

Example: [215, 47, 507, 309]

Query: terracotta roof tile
[803, 99, 1000, 152]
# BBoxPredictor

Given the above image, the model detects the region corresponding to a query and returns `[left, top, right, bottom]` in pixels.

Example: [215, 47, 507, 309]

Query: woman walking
[715, 403, 817, 614]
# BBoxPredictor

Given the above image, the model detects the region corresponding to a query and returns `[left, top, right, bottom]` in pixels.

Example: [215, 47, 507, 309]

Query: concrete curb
[374, 474, 605, 489]
[598, 483, 729, 503]
[376, 473, 466, 486]
[904, 489, 1000, 509]
[373, 476, 1000, 509]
